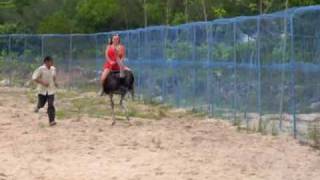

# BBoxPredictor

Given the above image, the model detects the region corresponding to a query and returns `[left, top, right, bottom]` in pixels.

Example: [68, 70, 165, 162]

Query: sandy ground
[0, 87, 320, 180]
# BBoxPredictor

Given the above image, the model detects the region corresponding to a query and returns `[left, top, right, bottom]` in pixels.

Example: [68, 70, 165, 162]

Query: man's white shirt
[32, 65, 56, 95]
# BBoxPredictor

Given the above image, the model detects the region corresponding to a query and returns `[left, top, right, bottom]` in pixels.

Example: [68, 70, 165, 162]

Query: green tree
[2, 0, 320, 34]
[75, 0, 120, 32]
[38, 11, 74, 34]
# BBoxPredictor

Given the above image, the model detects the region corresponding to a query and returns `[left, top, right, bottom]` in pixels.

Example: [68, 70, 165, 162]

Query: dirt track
[0, 87, 320, 180]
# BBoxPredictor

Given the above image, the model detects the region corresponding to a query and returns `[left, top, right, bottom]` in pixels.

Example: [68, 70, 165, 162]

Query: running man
[32, 56, 58, 126]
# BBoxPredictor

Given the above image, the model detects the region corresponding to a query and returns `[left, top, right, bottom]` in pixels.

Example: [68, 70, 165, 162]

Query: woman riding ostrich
[100, 34, 134, 126]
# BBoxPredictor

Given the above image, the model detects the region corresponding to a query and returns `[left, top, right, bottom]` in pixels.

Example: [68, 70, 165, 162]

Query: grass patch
[22, 88, 206, 122]
[258, 119, 269, 135]
[38, 122, 46, 128]
[56, 90, 79, 100]
[7, 88, 180, 122]
[233, 116, 241, 126]
[184, 108, 207, 118]
[56, 110, 71, 119]
[271, 120, 279, 136]
[26, 90, 37, 104]
[307, 121, 320, 149]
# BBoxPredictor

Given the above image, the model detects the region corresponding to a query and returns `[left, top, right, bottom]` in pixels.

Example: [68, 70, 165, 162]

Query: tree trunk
[259, 0, 263, 14]
[124, 0, 129, 29]
[263, 0, 275, 14]
[166, 0, 170, 25]
[201, 0, 207, 21]
[185, 0, 189, 23]
[144, 0, 147, 27]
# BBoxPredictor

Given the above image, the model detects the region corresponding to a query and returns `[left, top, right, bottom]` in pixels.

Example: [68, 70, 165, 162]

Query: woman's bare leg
[99, 69, 110, 96]
[101, 69, 110, 85]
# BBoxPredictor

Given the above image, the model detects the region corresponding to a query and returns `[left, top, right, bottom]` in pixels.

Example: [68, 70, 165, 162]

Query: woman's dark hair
[108, 37, 113, 45]
[43, 56, 53, 63]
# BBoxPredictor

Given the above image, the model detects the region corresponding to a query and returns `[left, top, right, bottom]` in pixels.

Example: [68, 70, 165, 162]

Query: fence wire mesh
[1, 6, 320, 141]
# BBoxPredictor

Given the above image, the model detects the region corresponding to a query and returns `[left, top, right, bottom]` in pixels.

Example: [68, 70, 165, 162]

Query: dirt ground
[0, 87, 320, 180]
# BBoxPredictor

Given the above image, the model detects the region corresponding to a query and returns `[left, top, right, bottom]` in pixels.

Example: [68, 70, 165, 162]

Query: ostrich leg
[109, 94, 116, 126]
[120, 94, 131, 125]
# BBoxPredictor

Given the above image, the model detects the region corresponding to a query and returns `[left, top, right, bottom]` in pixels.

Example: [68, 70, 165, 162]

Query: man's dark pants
[37, 94, 55, 123]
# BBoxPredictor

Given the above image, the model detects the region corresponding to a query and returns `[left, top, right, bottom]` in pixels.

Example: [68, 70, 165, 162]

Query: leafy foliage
[1, 0, 320, 34]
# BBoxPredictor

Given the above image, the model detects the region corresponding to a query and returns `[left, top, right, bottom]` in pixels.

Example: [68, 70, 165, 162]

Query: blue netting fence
[1, 6, 320, 141]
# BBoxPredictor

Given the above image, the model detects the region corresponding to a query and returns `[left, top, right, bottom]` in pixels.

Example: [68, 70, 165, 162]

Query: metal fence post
[257, 15, 262, 131]
[290, 15, 297, 138]
[233, 21, 238, 124]
[8, 35, 11, 61]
